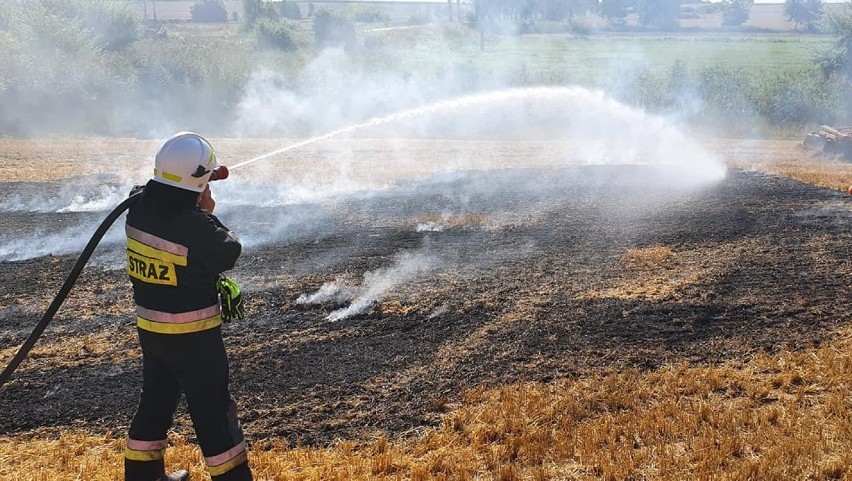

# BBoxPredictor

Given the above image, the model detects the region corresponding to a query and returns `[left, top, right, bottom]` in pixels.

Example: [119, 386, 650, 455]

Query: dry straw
[3, 326, 852, 480]
[3, 141, 852, 480]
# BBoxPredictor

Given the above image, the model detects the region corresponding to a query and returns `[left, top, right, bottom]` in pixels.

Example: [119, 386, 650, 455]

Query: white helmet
[153, 132, 218, 193]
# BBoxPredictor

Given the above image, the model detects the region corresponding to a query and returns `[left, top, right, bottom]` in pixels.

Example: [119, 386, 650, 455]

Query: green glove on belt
[216, 275, 245, 322]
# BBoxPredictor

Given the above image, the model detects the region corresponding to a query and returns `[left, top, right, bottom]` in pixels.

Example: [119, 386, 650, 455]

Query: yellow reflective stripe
[137, 314, 222, 334]
[124, 447, 164, 462]
[162, 171, 182, 183]
[127, 238, 187, 266]
[208, 450, 248, 477]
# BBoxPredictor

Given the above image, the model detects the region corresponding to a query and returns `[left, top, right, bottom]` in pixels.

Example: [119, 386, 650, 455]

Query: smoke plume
[298, 248, 438, 322]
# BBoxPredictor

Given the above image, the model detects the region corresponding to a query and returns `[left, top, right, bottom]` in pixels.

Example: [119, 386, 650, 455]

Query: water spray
[228, 87, 597, 172]
[0, 86, 726, 388]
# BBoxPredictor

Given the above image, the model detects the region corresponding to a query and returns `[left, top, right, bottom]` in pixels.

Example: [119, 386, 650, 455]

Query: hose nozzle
[209, 165, 229, 181]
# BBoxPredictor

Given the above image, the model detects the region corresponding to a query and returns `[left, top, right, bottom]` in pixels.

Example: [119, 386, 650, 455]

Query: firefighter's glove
[217, 275, 244, 322]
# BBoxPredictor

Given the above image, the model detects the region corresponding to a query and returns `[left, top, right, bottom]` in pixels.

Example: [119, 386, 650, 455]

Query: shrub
[638, 0, 681, 29]
[722, 0, 754, 27]
[615, 62, 844, 130]
[38, 0, 139, 51]
[695, 66, 756, 122]
[0, 0, 262, 136]
[255, 17, 297, 51]
[10, 4, 102, 56]
[0, 2, 122, 135]
[243, 0, 279, 25]
[749, 68, 841, 125]
[818, 13, 852, 79]
[191, 0, 229, 23]
[313, 9, 356, 48]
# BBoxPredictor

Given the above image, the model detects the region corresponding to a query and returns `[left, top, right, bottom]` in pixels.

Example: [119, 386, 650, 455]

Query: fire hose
[0, 166, 229, 390]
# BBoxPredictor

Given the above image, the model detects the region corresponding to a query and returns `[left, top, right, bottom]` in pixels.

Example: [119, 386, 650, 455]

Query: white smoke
[296, 279, 359, 305]
[297, 249, 438, 322]
[427, 305, 448, 319]
[57, 185, 133, 213]
[0, 86, 726, 261]
[0, 182, 134, 214]
[0, 219, 125, 262]
[230, 45, 494, 138]
[416, 222, 444, 232]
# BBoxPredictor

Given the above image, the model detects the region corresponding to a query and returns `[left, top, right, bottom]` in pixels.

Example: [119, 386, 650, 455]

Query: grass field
[386, 32, 833, 85]
[144, 2, 840, 85]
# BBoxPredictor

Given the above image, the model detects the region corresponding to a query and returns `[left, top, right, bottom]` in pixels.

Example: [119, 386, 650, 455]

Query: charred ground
[1, 165, 852, 446]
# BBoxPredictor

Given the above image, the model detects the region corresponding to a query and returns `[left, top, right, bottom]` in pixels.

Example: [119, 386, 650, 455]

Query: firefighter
[124, 132, 252, 481]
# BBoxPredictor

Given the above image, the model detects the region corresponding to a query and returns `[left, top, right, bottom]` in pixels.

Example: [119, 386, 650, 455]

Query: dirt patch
[1, 140, 852, 447]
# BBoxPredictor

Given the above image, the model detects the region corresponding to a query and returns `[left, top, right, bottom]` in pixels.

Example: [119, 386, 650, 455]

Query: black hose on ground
[0, 191, 141, 390]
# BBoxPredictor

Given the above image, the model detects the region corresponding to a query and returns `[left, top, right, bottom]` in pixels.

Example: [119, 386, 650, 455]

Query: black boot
[158, 471, 189, 481]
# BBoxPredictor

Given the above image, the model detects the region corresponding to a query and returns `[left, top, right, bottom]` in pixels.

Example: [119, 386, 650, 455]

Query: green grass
[381, 29, 834, 85]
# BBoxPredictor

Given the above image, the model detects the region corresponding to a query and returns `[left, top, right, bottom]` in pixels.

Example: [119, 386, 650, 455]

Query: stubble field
[2, 137, 852, 479]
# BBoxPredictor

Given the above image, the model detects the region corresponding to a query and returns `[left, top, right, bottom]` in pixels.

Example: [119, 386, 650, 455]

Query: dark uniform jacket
[125, 180, 241, 334]
[124, 180, 252, 481]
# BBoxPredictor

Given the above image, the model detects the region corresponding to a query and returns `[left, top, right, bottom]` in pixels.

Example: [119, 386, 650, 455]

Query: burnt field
[1, 161, 852, 447]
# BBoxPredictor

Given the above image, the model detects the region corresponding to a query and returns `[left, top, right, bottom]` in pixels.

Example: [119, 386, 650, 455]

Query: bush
[0, 0, 255, 136]
[8, 3, 103, 56]
[243, 0, 279, 25]
[750, 69, 841, 125]
[0, 2, 122, 135]
[191, 0, 229, 23]
[255, 17, 297, 51]
[722, 0, 754, 27]
[313, 9, 356, 48]
[607, 61, 844, 133]
[38, 0, 139, 51]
